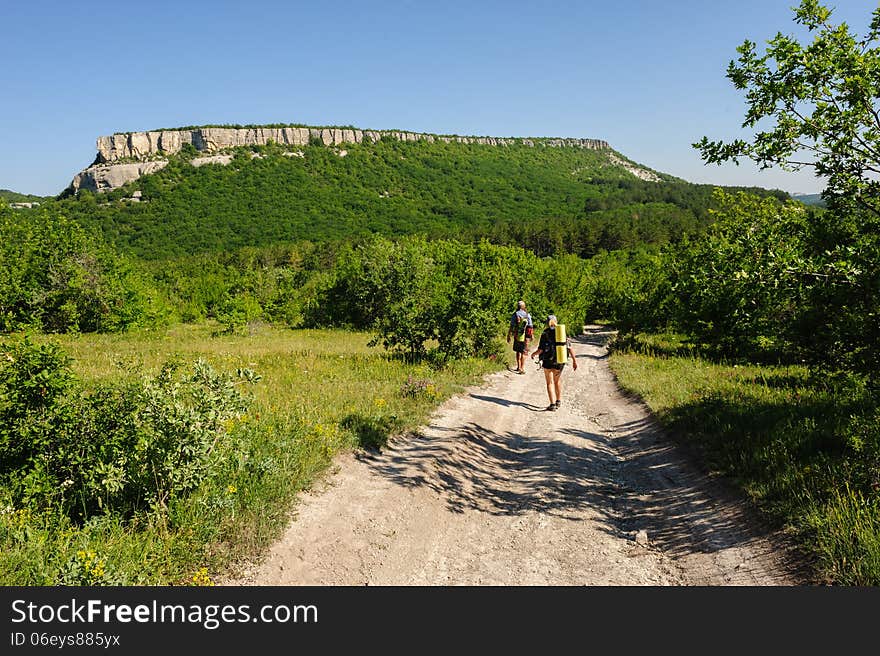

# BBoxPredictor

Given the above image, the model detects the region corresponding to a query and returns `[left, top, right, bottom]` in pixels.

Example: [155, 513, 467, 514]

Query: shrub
[0, 337, 258, 520]
[0, 204, 167, 333]
[399, 376, 439, 399]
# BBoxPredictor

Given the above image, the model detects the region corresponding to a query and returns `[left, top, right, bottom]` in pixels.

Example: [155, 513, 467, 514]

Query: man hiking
[506, 300, 533, 374]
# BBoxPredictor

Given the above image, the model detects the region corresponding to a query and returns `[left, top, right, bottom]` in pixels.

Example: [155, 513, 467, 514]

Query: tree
[0, 205, 166, 333]
[671, 191, 815, 357]
[695, 0, 880, 218]
[690, 2, 880, 376]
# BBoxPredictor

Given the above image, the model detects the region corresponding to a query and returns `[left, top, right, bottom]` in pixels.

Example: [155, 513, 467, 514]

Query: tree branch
[826, 96, 880, 162]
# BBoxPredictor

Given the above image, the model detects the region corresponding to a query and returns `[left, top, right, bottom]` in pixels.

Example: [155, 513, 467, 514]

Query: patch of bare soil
[226, 326, 811, 586]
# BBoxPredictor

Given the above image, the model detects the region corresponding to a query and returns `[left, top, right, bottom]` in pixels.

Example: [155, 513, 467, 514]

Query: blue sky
[1, 0, 875, 196]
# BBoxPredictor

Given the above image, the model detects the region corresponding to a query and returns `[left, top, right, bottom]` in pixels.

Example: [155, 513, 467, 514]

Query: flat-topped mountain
[69, 124, 625, 194]
[54, 122, 783, 260]
[94, 125, 610, 163]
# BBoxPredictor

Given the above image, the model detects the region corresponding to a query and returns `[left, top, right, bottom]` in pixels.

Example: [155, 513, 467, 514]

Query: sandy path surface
[229, 326, 808, 586]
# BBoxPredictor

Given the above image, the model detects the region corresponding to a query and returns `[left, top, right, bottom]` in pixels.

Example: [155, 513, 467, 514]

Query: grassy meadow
[609, 333, 880, 585]
[0, 323, 505, 585]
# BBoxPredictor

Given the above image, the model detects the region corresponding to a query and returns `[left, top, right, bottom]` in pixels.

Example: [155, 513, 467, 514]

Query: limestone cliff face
[94, 126, 610, 163]
[70, 161, 169, 194]
[69, 125, 612, 193]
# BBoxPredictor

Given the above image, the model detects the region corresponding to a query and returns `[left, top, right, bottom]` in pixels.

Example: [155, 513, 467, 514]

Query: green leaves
[683, 2, 880, 377]
[0, 339, 257, 521]
[795, 0, 833, 30]
[319, 235, 593, 362]
[0, 206, 166, 334]
[671, 192, 812, 356]
[697, 0, 880, 218]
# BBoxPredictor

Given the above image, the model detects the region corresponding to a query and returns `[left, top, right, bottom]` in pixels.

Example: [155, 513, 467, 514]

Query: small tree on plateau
[694, 0, 880, 218]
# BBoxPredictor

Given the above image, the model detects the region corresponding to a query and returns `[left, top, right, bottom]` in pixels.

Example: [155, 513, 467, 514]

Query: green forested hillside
[792, 193, 826, 207]
[0, 189, 47, 203]
[55, 137, 785, 259]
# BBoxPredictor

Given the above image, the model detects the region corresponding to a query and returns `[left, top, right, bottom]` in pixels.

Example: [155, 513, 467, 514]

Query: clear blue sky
[2, 0, 875, 196]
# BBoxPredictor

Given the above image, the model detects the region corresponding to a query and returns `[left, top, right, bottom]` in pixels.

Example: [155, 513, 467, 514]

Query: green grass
[609, 332, 880, 585]
[0, 323, 504, 585]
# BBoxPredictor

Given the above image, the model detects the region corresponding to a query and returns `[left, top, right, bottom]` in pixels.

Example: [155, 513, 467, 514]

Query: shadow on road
[354, 320, 811, 582]
[357, 412, 807, 581]
[570, 325, 614, 360]
[469, 393, 544, 411]
[358, 421, 619, 523]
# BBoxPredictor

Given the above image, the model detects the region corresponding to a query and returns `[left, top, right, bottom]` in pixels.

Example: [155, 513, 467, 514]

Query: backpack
[539, 325, 567, 366]
[515, 315, 528, 342]
[539, 329, 557, 366]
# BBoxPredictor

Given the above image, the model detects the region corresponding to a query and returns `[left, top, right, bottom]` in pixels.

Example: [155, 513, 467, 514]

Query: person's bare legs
[552, 369, 563, 405]
[543, 368, 556, 407]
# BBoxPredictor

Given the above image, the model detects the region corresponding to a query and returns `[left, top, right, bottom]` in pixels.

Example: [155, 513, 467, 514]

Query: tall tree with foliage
[695, 0, 880, 218]
[0, 201, 167, 333]
[690, 1, 880, 375]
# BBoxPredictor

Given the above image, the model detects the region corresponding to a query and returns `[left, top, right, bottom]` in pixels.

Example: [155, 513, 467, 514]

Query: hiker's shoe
[517, 369, 526, 375]
[546, 403, 557, 411]
[554, 400, 561, 409]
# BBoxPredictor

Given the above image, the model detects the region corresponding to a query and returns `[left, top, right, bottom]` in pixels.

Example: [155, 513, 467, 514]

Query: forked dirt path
[229, 326, 809, 586]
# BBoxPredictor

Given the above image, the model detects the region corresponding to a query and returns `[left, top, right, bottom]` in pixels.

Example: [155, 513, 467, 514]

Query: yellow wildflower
[191, 567, 214, 586]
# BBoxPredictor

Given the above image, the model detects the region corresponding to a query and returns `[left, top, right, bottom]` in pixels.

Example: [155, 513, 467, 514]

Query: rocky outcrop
[68, 124, 622, 194]
[69, 161, 169, 194]
[94, 126, 610, 163]
[191, 154, 234, 167]
[607, 152, 662, 182]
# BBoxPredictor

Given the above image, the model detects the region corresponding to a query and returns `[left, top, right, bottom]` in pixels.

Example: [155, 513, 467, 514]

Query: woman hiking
[529, 314, 577, 411]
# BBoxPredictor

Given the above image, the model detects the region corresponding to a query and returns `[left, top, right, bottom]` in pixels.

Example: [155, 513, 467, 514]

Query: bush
[399, 375, 439, 400]
[320, 235, 594, 361]
[583, 246, 673, 333]
[0, 337, 259, 520]
[0, 204, 168, 333]
[667, 191, 880, 373]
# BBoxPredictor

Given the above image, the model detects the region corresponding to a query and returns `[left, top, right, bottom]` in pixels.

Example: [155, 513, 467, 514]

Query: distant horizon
[3, 0, 872, 197]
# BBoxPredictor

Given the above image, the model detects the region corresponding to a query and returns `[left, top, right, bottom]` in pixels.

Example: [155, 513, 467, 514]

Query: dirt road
[230, 326, 807, 586]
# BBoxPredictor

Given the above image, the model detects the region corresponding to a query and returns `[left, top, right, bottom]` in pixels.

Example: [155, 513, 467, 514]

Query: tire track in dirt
[228, 326, 809, 586]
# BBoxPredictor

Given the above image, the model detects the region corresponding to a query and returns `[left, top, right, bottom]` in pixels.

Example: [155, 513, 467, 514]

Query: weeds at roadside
[610, 332, 880, 585]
